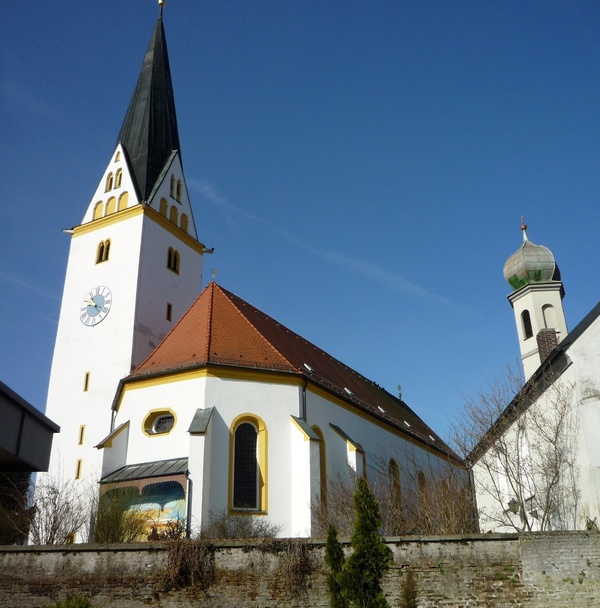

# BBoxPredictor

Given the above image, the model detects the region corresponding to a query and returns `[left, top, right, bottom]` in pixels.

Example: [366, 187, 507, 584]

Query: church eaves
[116, 12, 180, 202]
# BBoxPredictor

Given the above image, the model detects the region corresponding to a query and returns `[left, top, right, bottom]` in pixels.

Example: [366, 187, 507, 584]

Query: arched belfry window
[230, 415, 267, 512]
[170, 174, 176, 198]
[176, 180, 182, 202]
[96, 239, 111, 264]
[542, 304, 557, 329]
[105, 173, 114, 192]
[167, 247, 180, 274]
[115, 169, 123, 188]
[521, 309, 533, 340]
[169, 205, 178, 224]
[180, 213, 189, 233]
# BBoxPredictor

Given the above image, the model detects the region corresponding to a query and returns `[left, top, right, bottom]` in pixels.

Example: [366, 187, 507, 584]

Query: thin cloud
[0, 272, 60, 300]
[190, 179, 460, 308]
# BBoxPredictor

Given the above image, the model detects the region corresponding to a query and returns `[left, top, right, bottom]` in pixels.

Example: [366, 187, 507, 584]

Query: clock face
[80, 286, 112, 326]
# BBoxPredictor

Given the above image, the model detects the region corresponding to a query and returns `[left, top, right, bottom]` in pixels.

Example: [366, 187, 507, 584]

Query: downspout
[186, 475, 193, 539]
[301, 379, 308, 420]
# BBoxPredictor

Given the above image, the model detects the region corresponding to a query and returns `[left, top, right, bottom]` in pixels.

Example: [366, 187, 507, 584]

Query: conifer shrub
[326, 477, 393, 608]
[324, 525, 348, 608]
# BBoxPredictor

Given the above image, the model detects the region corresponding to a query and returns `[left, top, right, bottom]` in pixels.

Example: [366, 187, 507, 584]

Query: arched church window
[312, 426, 327, 509]
[170, 174, 176, 198]
[96, 239, 111, 264]
[521, 310, 533, 340]
[115, 151, 121, 162]
[105, 173, 114, 192]
[115, 169, 123, 188]
[176, 180, 182, 202]
[169, 205, 178, 224]
[388, 458, 402, 505]
[230, 415, 267, 511]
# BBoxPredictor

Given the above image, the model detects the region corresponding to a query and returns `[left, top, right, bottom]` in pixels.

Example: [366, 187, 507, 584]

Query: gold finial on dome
[520, 215, 529, 241]
[158, 0, 166, 11]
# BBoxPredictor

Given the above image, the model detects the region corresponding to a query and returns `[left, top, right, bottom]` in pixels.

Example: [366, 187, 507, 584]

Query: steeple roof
[117, 12, 180, 202]
[128, 282, 457, 459]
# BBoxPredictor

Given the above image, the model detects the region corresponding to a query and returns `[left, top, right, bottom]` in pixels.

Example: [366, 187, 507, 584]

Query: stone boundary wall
[1, 532, 600, 607]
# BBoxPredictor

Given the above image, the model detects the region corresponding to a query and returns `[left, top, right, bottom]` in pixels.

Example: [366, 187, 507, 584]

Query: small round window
[153, 414, 175, 434]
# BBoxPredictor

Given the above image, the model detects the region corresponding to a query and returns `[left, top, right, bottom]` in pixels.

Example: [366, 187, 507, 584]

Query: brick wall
[1, 532, 600, 607]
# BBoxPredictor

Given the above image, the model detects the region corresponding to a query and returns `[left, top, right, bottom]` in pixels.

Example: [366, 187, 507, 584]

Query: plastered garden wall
[1, 532, 600, 607]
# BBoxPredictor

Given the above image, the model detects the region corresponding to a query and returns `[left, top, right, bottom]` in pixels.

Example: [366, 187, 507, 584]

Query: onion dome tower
[503, 222, 567, 380]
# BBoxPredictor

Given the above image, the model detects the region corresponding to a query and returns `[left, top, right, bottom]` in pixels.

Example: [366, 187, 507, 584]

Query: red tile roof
[130, 282, 457, 459]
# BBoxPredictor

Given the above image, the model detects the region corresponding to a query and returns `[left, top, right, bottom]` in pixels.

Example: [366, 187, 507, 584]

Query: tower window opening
[78, 425, 85, 445]
[169, 205, 178, 224]
[167, 247, 180, 274]
[176, 180, 182, 202]
[166, 302, 173, 321]
[115, 169, 123, 188]
[83, 371, 90, 392]
[96, 239, 111, 264]
[170, 174, 176, 198]
[75, 459, 83, 480]
[521, 310, 533, 340]
[115, 151, 121, 162]
[105, 173, 114, 192]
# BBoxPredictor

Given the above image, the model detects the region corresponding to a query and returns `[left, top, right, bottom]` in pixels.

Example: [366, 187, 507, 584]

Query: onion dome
[503, 222, 558, 291]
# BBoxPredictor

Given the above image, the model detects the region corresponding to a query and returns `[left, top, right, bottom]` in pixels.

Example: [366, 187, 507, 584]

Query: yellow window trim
[142, 408, 177, 437]
[228, 413, 268, 514]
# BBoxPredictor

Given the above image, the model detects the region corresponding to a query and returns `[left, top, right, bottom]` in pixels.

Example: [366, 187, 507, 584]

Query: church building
[471, 223, 600, 532]
[41, 6, 461, 538]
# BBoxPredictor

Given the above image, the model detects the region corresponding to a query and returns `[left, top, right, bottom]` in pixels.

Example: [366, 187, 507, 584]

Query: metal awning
[100, 457, 188, 484]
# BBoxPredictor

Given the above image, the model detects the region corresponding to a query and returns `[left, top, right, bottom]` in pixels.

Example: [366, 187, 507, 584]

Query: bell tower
[503, 222, 567, 380]
[43, 7, 208, 490]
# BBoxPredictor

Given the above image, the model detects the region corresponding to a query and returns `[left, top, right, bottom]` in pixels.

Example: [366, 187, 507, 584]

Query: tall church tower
[43, 8, 207, 487]
[503, 222, 567, 380]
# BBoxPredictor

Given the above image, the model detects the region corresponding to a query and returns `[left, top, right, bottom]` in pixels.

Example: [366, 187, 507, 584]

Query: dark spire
[117, 12, 180, 202]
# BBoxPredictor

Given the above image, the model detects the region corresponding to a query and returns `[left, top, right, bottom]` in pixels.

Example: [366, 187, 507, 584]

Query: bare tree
[452, 365, 579, 532]
[312, 455, 474, 537]
[29, 476, 90, 544]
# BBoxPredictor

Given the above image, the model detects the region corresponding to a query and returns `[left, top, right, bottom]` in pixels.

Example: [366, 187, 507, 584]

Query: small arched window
[170, 174, 176, 198]
[105, 197, 117, 215]
[105, 173, 114, 192]
[159, 198, 168, 216]
[180, 213, 189, 233]
[118, 192, 128, 211]
[176, 180, 182, 202]
[115, 169, 123, 189]
[96, 239, 111, 264]
[93, 201, 104, 220]
[521, 310, 533, 340]
[169, 205, 178, 224]
[230, 415, 267, 511]
[167, 247, 180, 274]
[115, 151, 121, 162]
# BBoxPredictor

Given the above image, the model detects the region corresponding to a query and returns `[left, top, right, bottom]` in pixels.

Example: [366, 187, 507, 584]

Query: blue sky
[2, 1, 600, 441]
